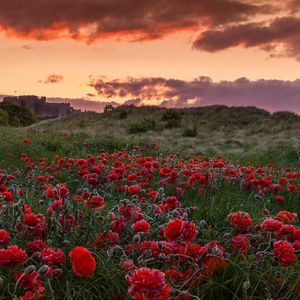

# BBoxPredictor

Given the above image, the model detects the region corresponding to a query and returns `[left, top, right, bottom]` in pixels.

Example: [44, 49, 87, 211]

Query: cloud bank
[89, 76, 300, 113]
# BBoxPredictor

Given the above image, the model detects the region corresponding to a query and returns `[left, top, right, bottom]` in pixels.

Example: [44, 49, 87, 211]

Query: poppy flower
[69, 246, 96, 277]
[0, 245, 27, 268]
[0, 229, 10, 246]
[126, 267, 170, 300]
[132, 220, 150, 235]
[273, 240, 297, 266]
[84, 195, 105, 210]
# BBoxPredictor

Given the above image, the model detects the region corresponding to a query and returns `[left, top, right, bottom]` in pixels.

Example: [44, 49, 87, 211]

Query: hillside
[26, 105, 300, 165]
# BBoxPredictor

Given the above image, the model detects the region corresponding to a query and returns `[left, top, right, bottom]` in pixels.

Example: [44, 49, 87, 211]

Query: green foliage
[162, 109, 182, 128]
[183, 125, 198, 137]
[128, 118, 156, 134]
[0, 109, 9, 126]
[0, 102, 36, 126]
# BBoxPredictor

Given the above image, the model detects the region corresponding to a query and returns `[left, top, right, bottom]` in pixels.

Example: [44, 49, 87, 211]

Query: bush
[162, 109, 182, 128]
[128, 118, 156, 134]
[182, 125, 198, 137]
[0, 109, 9, 126]
[0, 102, 36, 126]
[119, 111, 128, 119]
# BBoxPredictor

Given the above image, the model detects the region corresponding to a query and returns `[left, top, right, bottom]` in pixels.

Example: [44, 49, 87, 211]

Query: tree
[104, 103, 115, 113]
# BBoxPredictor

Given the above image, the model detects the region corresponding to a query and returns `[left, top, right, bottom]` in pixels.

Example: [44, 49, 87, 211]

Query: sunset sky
[1, 0, 300, 112]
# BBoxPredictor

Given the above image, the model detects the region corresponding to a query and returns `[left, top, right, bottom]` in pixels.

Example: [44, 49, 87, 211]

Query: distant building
[3, 95, 78, 119]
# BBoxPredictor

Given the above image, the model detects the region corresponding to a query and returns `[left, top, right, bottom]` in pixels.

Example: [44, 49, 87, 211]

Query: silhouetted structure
[3, 95, 77, 119]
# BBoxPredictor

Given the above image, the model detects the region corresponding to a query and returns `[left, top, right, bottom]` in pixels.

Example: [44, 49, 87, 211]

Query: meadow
[0, 106, 299, 299]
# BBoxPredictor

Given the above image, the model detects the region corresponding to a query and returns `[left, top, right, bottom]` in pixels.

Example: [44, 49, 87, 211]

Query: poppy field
[0, 136, 300, 300]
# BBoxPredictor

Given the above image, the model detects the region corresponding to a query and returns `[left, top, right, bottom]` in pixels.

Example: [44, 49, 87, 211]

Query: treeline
[0, 102, 36, 127]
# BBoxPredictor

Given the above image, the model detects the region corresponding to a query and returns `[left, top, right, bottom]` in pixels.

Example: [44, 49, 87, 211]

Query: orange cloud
[43, 75, 64, 84]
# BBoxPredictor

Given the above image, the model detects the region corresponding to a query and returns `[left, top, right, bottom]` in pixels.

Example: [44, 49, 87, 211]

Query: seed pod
[199, 220, 207, 227]
[243, 281, 251, 290]
[132, 234, 141, 243]
[159, 253, 167, 260]
[38, 265, 49, 275]
[24, 265, 36, 274]
[31, 252, 40, 259]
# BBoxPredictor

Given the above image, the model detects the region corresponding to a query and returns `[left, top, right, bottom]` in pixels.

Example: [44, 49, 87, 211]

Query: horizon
[1, 93, 300, 115]
[1, 1, 300, 112]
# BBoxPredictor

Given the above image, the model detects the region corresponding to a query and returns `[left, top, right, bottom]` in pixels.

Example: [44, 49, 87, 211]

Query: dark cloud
[0, 0, 274, 42]
[89, 76, 300, 112]
[43, 75, 64, 84]
[193, 16, 300, 60]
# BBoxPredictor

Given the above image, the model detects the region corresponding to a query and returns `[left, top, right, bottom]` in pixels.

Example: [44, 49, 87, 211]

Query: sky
[1, 0, 300, 112]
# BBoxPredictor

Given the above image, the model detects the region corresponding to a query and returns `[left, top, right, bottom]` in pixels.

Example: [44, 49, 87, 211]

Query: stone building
[3, 95, 77, 119]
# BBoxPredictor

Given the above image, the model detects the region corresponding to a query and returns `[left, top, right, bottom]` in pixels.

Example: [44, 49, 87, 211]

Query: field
[0, 106, 299, 299]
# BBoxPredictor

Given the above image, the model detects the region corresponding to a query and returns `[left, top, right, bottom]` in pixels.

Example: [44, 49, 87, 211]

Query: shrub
[128, 118, 156, 134]
[0, 109, 9, 126]
[162, 109, 182, 128]
[0, 102, 36, 126]
[182, 125, 198, 137]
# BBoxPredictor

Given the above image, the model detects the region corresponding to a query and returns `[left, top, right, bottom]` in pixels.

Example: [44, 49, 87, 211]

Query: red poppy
[69, 246, 96, 277]
[0, 229, 10, 246]
[0, 245, 27, 268]
[132, 220, 150, 234]
[126, 267, 170, 300]
[84, 195, 105, 210]
[273, 240, 297, 266]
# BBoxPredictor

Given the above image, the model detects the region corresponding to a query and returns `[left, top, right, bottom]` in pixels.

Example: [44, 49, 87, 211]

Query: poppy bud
[38, 265, 49, 275]
[132, 234, 141, 243]
[243, 281, 251, 290]
[199, 220, 207, 227]
[24, 265, 36, 274]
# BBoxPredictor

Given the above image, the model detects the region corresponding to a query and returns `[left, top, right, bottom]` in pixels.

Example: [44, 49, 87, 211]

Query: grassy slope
[25, 105, 300, 168]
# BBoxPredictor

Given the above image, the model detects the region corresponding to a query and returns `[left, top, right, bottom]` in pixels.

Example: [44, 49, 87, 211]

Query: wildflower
[275, 211, 297, 224]
[164, 219, 198, 242]
[230, 235, 250, 255]
[0, 245, 27, 268]
[39, 247, 64, 266]
[273, 240, 296, 266]
[132, 220, 150, 235]
[0, 229, 10, 246]
[275, 195, 285, 204]
[84, 195, 105, 210]
[126, 267, 170, 300]
[69, 246, 96, 277]
[227, 211, 252, 233]
[261, 218, 282, 232]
